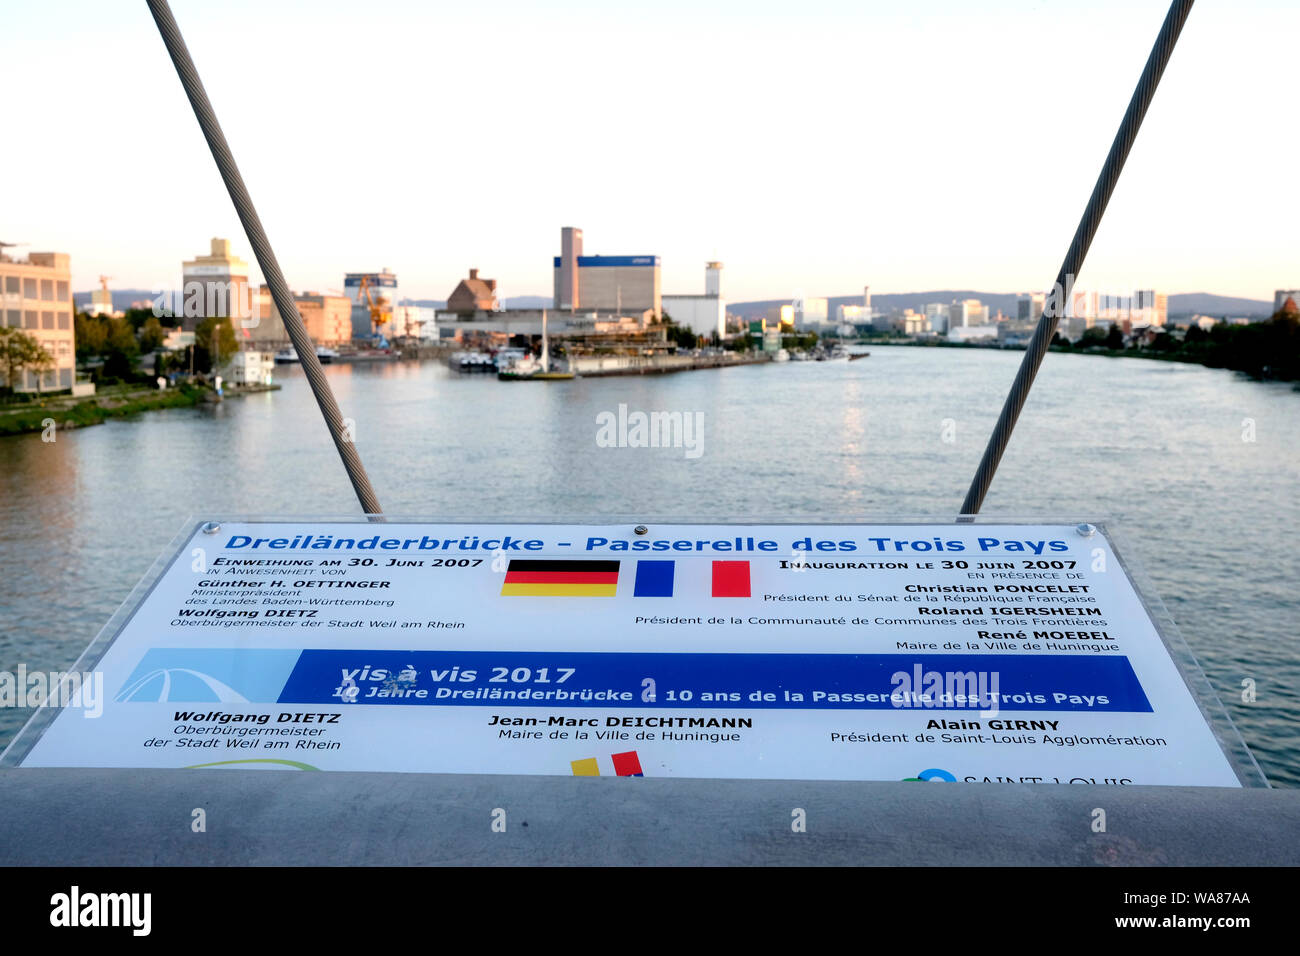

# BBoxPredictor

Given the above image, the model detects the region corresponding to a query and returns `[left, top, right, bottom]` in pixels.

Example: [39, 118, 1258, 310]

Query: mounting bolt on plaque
[1076, 523, 1097, 538]
[201, 522, 221, 535]
[634, 525, 649, 536]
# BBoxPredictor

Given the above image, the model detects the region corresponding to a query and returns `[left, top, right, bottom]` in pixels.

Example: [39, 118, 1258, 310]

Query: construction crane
[356, 275, 391, 337]
[90, 275, 116, 316]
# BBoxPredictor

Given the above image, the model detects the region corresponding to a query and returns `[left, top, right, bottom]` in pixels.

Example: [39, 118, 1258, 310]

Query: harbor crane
[356, 275, 390, 337]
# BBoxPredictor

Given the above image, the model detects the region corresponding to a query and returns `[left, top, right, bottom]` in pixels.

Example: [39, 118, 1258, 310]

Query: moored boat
[451, 351, 495, 372]
[496, 312, 575, 380]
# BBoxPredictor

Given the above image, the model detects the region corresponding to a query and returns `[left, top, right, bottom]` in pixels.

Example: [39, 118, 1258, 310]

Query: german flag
[500, 559, 620, 597]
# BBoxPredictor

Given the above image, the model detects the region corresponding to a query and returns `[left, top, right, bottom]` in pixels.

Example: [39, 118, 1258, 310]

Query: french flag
[632, 559, 750, 598]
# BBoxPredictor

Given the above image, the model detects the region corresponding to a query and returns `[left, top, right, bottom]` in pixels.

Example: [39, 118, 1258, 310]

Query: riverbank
[0, 382, 280, 436]
[860, 335, 1300, 384]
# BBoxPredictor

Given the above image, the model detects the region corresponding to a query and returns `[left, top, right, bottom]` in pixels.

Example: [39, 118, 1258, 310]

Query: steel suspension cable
[145, 0, 384, 516]
[960, 0, 1194, 515]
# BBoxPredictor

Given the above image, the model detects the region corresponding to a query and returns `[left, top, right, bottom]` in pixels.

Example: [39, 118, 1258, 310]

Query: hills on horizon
[725, 291, 1275, 321]
[73, 289, 1273, 320]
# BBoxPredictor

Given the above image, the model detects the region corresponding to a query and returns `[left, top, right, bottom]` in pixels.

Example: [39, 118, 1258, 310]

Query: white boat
[493, 347, 528, 372]
[451, 351, 495, 372]
[274, 345, 338, 364]
[497, 315, 576, 380]
[497, 354, 542, 379]
[814, 345, 850, 362]
[772, 348, 790, 363]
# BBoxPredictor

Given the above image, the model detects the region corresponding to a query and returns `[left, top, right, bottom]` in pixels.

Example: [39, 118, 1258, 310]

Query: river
[2, 346, 1296, 784]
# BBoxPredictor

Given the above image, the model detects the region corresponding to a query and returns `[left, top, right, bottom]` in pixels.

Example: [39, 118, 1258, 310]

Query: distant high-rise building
[863, 285, 872, 316]
[1017, 292, 1046, 323]
[924, 303, 949, 333]
[1067, 290, 1096, 321]
[1133, 289, 1167, 327]
[951, 298, 987, 328]
[0, 250, 75, 391]
[1097, 293, 1131, 322]
[181, 237, 250, 332]
[901, 310, 928, 335]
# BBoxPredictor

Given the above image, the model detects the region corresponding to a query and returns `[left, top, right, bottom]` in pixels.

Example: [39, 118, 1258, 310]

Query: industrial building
[840, 288, 875, 326]
[798, 297, 828, 327]
[180, 238, 251, 331]
[0, 250, 75, 391]
[555, 227, 582, 310]
[552, 227, 661, 316]
[344, 270, 397, 339]
[247, 288, 353, 348]
[447, 268, 499, 315]
[662, 262, 725, 339]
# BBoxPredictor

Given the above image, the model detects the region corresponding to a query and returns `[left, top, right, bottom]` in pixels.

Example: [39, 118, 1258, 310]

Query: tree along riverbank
[862, 310, 1300, 384]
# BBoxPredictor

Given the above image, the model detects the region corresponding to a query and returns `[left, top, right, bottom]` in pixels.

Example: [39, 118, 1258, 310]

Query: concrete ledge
[0, 769, 1296, 866]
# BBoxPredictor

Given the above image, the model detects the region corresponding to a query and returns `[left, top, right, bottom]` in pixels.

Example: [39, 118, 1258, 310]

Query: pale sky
[3, 0, 1295, 303]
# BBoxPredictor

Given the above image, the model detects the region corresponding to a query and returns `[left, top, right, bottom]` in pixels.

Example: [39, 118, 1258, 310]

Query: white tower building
[705, 261, 723, 298]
